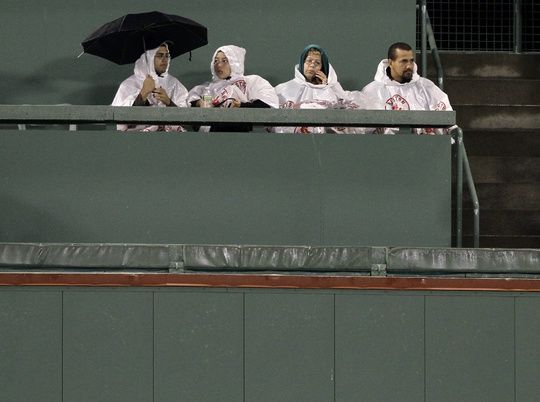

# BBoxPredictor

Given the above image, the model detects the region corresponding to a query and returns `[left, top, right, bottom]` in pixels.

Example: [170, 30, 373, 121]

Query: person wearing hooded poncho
[187, 45, 279, 132]
[112, 43, 189, 132]
[274, 44, 365, 134]
[361, 42, 452, 134]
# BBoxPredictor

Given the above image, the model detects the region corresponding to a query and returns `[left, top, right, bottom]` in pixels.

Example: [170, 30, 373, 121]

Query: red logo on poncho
[385, 94, 410, 110]
[435, 101, 447, 111]
[233, 79, 247, 94]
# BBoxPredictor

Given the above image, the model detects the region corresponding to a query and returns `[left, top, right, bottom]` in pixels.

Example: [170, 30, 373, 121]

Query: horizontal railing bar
[0, 105, 456, 128]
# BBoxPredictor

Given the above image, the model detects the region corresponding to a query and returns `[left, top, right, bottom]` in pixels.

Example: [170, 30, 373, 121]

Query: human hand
[196, 98, 214, 107]
[314, 71, 328, 85]
[140, 75, 156, 100]
[152, 87, 172, 106]
[220, 98, 241, 108]
[217, 98, 240, 108]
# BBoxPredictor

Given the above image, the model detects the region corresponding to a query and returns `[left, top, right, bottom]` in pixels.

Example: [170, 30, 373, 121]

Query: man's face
[303, 50, 322, 83]
[389, 49, 414, 83]
[213, 51, 231, 79]
[154, 46, 170, 75]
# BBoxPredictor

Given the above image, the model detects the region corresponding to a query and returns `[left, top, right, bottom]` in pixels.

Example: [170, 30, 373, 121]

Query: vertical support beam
[454, 128, 463, 247]
[453, 127, 480, 248]
[420, 0, 428, 76]
[514, 0, 522, 53]
[462, 143, 480, 248]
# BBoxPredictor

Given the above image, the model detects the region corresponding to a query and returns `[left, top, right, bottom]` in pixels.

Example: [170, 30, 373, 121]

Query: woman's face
[303, 50, 322, 82]
[213, 51, 231, 79]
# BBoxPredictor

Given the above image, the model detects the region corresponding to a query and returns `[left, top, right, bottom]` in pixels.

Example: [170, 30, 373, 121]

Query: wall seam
[243, 292, 246, 402]
[61, 290, 64, 402]
[424, 295, 427, 402]
[152, 291, 155, 402]
[513, 296, 517, 402]
[333, 293, 336, 402]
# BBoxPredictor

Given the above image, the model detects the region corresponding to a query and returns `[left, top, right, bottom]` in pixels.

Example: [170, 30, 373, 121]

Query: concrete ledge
[0, 105, 456, 128]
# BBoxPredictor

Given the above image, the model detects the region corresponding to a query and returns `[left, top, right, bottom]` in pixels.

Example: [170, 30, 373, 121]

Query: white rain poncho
[361, 59, 452, 134]
[111, 44, 188, 131]
[187, 45, 279, 132]
[274, 64, 365, 134]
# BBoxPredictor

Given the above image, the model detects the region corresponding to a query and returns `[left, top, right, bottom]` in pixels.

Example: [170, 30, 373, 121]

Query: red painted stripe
[0, 273, 540, 292]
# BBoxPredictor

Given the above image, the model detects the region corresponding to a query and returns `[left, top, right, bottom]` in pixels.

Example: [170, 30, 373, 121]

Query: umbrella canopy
[81, 11, 208, 64]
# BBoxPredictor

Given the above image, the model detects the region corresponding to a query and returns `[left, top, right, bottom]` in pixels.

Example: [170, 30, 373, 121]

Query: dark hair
[387, 42, 412, 60]
[298, 44, 329, 77]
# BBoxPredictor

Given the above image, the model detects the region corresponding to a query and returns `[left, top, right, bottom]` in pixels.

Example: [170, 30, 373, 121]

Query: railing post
[454, 127, 463, 247]
[420, 0, 428, 76]
[453, 126, 480, 248]
[514, 0, 522, 53]
[461, 140, 480, 248]
[425, 12, 444, 90]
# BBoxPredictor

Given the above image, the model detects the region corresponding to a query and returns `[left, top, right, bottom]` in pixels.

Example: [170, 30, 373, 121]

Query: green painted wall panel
[0, 291, 62, 402]
[244, 292, 334, 402]
[515, 297, 540, 402]
[425, 296, 515, 402]
[1, 287, 540, 401]
[319, 135, 451, 247]
[154, 291, 244, 402]
[62, 290, 154, 402]
[335, 294, 424, 402]
[0, 131, 451, 247]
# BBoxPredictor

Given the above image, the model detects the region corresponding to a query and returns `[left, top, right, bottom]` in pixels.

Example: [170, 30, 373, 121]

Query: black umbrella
[81, 11, 208, 64]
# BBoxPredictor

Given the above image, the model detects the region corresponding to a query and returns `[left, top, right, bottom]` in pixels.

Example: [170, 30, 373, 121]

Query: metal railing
[453, 126, 480, 248]
[418, 3, 480, 248]
[418, 0, 444, 89]
[514, 0, 523, 53]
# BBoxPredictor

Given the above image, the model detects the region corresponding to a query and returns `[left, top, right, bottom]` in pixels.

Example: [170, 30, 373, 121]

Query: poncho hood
[298, 44, 330, 79]
[133, 43, 171, 80]
[373, 58, 420, 86]
[210, 45, 246, 81]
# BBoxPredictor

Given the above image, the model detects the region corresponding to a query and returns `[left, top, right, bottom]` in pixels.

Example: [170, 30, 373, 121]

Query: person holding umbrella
[112, 42, 189, 131]
[81, 11, 208, 130]
[187, 44, 278, 132]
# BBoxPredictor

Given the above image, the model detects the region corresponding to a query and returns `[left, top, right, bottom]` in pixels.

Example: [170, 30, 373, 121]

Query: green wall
[0, 130, 451, 246]
[1, 287, 539, 402]
[0, 0, 415, 105]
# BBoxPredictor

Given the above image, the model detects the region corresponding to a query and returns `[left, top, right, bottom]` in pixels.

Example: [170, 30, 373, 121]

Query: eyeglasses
[304, 58, 321, 67]
[154, 53, 171, 59]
